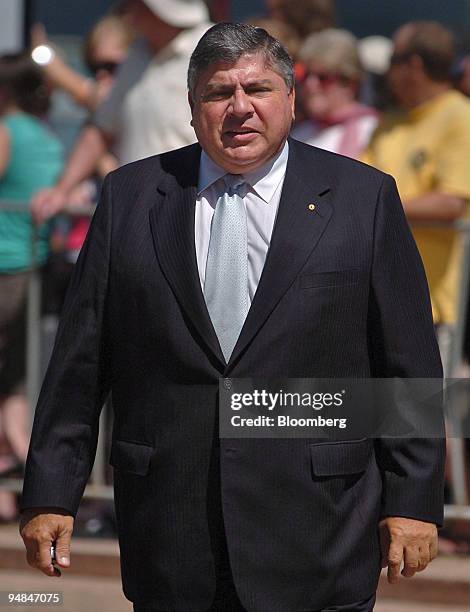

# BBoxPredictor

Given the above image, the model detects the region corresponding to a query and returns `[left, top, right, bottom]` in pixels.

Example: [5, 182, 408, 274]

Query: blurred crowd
[1, 0, 470, 550]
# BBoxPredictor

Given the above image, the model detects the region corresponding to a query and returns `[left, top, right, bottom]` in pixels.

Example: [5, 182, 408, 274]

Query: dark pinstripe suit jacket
[21, 138, 445, 611]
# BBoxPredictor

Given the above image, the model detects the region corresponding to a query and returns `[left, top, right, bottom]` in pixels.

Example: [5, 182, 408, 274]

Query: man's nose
[229, 89, 253, 116]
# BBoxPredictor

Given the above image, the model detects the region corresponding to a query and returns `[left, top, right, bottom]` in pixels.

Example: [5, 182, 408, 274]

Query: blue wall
[30, 0, 470, 39]
[232, 0, 470, 37]
[31, 0, 114, 36]
[335, 0, 470, 37]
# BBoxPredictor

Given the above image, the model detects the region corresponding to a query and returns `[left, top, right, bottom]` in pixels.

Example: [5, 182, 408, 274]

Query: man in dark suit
[20, 23, 445, 612]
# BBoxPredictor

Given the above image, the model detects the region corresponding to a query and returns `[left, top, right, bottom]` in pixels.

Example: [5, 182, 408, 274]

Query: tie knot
[224, 174, 248, 197]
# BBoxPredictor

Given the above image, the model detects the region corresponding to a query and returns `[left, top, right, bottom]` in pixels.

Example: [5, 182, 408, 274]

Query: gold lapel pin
[308, 203, 316, 211]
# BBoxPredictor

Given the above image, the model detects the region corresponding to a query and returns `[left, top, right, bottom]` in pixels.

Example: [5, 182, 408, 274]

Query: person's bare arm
[31, 23, 96, 110]
[0, 124, 10, 177]
[19, 507, 74, 577]
[96, 151, 119, 178]
[42, 58, 95, 109]
[403, 192, 465, 221]
[54, 124, 109, 191]
[31, 124, 109, 224]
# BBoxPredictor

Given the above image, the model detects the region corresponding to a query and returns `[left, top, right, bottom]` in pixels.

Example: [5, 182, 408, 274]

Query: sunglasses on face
[295, 63, 351, 87]
[88, 61, 121, 76]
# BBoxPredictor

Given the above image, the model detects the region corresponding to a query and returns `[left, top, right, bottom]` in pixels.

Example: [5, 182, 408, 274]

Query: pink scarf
[317, 103, 378, 158]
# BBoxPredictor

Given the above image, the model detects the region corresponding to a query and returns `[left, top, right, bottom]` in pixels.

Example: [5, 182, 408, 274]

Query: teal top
[0, 112, 64, 272]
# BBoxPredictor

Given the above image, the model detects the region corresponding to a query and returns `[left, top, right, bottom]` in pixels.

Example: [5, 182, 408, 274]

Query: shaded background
[25, 0, 470, 38]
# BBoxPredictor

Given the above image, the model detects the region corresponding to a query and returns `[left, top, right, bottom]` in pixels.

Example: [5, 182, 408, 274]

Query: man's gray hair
[188, 22, 295, 96]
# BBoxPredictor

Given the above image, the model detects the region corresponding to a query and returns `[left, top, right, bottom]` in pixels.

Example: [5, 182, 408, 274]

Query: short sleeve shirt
[93, 23, 212, 164]
[362, 90, 470, 324]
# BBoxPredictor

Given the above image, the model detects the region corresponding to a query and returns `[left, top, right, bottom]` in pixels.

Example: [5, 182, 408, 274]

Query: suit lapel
[149, 144, 226, 370]
[227, 139, 333, 370]
[149, 140, 333, 372]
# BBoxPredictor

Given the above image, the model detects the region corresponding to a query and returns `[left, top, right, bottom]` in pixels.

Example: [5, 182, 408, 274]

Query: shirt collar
[197, 140, 289, 203]
[197, 150, 227, 195]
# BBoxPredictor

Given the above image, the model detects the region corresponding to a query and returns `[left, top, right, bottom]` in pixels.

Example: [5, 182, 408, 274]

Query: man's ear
[188, 91, 195, 111]
[188, 91, 194, 126]
[289, 87, 296, 122]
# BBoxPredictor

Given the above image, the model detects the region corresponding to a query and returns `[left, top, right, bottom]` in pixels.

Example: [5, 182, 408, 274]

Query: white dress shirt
[195, 141, 289, 302]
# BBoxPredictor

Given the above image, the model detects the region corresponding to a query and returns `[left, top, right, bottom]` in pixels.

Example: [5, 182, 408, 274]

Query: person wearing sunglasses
[30, 12, 134, 180]
[292, 28, 378, 160]
[29, 13, 135, 320]
[31, 13, 133, 112]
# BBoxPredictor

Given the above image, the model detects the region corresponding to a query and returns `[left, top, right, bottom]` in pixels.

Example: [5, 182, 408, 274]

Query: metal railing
[0, 201, 469, 520]
[446, 219, 470, 507]
[412, 219, 470, 509]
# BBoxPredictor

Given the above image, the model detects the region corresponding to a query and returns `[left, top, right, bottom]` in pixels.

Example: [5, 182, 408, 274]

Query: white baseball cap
[142, 0, 209, 28]
[358, 36, 393, 75]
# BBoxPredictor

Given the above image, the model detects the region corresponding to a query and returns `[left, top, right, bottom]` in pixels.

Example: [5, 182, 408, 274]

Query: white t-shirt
[93, 23, 212, 164]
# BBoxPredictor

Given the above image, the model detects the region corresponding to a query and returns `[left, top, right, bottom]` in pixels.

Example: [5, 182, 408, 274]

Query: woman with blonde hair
[292, 28, 378, 159]
[31, 13, 134, 111]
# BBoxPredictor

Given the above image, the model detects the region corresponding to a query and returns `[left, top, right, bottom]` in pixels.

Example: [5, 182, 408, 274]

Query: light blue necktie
[204, 175, 250, 362]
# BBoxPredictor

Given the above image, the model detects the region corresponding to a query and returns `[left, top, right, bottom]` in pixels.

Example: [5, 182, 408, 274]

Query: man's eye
[247, 87, 271, 95]
[203, 91, 232, 101]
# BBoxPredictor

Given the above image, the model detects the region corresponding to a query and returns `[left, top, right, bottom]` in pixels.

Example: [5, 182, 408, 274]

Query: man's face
[189, 53, 295, 174]
[387, 26, 416, 108]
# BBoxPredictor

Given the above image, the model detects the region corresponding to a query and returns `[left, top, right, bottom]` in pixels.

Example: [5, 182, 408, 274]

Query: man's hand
[19, 508, 74, 577]
[379, 516, 438, 583]
[30, 187, 68, 225]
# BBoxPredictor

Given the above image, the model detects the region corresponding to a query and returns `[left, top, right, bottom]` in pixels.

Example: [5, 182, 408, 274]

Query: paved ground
[0, 569, 131, 612]
[1, 569, 469, 612]
[375, 603, 469, 612]
[3, 520, 470, 611]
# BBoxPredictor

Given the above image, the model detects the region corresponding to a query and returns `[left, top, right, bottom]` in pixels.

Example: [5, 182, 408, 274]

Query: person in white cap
[30, 0, 212, 224]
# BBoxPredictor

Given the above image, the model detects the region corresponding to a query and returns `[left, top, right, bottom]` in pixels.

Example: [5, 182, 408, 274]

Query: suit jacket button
[223, 378, 232, 390]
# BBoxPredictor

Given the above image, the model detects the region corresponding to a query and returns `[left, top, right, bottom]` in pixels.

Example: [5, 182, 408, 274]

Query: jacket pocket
[109, 439, 154, 476]
[309, 438, 372, 477]
[299, 269, 360, 289]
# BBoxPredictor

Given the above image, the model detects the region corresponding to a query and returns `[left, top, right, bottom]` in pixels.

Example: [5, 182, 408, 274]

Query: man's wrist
[20, 506, 73, 516]
[19, 507, 74, 532]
